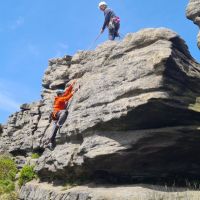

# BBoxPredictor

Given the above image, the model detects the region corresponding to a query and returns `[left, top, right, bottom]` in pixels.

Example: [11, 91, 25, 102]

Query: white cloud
[0, 79, 20, 112]
[28, 43, 39, 56]
[55, 50, 62, 58]
[54, 42, 69, 57]
[9, 16, 25, 30]
[58, 43, 68, 50]
[0, 93, 19, 112]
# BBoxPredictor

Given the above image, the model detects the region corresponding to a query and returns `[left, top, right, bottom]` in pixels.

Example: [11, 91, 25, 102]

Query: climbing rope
[87, 33, 102, 50]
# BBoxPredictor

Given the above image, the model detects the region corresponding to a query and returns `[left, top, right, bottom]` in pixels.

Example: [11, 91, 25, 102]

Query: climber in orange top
[52, 82, 74, 117]
[49, 80, 77, 149]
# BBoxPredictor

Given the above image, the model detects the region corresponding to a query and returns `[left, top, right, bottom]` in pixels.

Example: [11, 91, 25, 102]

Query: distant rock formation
[186, 0, 200, 48]
[0, 124, 3, 135]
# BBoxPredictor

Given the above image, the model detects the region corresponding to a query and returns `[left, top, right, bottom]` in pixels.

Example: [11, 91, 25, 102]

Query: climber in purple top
[99, 1, 120, 40]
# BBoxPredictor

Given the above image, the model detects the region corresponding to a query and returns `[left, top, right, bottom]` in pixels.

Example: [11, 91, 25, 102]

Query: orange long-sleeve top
[53, 84, 74, 113]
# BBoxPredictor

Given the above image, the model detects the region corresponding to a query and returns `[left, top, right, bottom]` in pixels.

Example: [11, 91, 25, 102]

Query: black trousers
[108, 23, 120, 40]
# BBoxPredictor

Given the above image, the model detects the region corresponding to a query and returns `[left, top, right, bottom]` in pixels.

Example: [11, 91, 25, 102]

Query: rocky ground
[20, 181, 200, 200]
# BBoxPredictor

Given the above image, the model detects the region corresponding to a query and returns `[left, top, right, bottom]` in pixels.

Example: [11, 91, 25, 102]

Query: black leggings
[109, 23, 120, 40]
[50, 110, 68, 145]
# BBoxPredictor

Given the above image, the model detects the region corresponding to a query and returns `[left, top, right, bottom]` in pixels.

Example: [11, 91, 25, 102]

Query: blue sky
[0, 0, 199, 124]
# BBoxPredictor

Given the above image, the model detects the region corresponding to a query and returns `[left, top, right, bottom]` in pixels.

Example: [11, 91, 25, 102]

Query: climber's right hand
[71, 80, 77, 86]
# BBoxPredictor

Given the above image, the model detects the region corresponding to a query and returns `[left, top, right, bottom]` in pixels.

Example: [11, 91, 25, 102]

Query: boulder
[186, 0, 200, 48]
[36, 27, 200, 181]
[1, 28, 200, 188]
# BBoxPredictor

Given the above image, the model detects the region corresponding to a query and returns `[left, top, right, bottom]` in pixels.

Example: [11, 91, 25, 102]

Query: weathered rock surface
[1, 28, 200, 184]
[1, 27, 200, 199]
[0, 102, 44, 154]
[186, 0, 200, 48]
[36, 28, 200, 182]
[19, 181, 200, 200]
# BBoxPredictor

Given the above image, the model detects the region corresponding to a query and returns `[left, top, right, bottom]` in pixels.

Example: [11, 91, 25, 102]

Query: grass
[0, 191, 18, 200]
[0, 155, 18, 199]
[31, 153, 40, 159]
[0, 155, 18, 181]
[0, 154, 38, 199]
[18, 165, 37, 187]
[0, 180, 15, 195]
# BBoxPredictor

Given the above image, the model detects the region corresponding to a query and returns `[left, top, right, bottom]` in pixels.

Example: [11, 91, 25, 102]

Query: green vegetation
[0, 155, 17, 181]
[18, 165, 37, 187]
[0, 191, 18, 200]
[0, 154, 38, 199]
[31, 153, 40, 159]
[0, 180, 15, 195]
[0, 155, 18, 199]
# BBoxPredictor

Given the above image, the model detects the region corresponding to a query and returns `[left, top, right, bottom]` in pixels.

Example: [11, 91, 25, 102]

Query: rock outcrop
[186, 0, 200, 48]
[1, 28, 200, 186]
[0, 124, 3, 135]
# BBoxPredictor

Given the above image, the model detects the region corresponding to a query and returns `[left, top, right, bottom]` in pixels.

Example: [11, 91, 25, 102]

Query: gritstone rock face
[186, 0, 200, 48]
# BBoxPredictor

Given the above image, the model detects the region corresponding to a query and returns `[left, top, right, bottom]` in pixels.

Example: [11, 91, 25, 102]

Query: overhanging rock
[1, 28, 200, 182]
[34, 28, 200, 181]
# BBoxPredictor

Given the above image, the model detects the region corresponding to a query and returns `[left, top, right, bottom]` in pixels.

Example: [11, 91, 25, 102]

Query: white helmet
[99, 1, 107, 8]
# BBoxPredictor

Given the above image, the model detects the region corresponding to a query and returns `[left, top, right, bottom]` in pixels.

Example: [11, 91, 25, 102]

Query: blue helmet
[56, 89, 64, 95]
